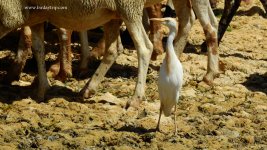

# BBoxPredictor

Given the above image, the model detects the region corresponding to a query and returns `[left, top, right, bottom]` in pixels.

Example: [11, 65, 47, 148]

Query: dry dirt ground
[0, 1, 266, 149]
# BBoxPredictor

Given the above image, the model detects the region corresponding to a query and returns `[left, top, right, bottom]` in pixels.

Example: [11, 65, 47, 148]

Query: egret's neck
[164, 28, 179, 75]
[166, 30, 177, 56]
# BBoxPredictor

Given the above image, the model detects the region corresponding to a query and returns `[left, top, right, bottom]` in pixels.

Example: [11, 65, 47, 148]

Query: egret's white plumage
[153, 18, 183, 134]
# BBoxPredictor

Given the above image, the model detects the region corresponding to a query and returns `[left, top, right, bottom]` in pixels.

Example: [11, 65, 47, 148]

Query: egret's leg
[5, 26, 32, 83]
[156, 104, 163, 132]
[174, 104, 177, 135]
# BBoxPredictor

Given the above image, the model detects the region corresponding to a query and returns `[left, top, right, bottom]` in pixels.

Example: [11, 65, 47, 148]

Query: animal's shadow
[0, 84, 80, 104]
[219, 53, 266, 61]
[236, 6, 266, 17]
[242, 73, 267, 94]
[116, 125, 157, 135]
[211, 6, 266, 18]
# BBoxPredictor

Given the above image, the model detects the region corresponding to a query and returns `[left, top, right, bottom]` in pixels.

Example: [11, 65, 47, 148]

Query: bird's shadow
[116, 125, 157, 134]
[242, 73, 267, 94]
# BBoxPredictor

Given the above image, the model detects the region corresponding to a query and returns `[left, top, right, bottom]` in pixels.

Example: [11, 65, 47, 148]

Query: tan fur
[203, 23, 218, 55]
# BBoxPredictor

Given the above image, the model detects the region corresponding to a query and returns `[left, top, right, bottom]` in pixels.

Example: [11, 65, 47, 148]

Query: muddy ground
[0, 1, 266, 149]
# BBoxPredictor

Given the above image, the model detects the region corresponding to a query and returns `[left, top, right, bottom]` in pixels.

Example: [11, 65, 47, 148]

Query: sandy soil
[0, 1, 266, 149]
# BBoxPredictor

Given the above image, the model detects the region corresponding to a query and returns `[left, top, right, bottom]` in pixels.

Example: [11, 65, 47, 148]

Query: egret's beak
[150, 17, 177, 21]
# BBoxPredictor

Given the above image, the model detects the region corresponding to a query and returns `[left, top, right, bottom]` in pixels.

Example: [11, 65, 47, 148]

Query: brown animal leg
[79, 30, 90, 75]
[31, 23, 50, 101]
[48, 29, 73, 81]
[89, 36, 106, 60]
[172, 0, 195, 58]
[201, 0, 240, 52]
[209, 0, 218, 9]
[5, 26, 32, 83]
[56, 29, 73, 81]
[81, 20, 122, 99]
[147, 4, 164, 61]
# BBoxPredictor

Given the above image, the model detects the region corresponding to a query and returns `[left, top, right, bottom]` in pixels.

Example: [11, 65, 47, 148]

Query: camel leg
[156, 103, 163, 132]
[5, 26, 32, 83]
[31, 23, 50, 101]
[56, 29, 72, 81]
[90, 36, 106, 60]
[124, 19, 153, 109]
[48, 29, 72, 81]
[147, 4, 164, 61]
[172, 0, 196, 58]
[193, 0, 220, 85]
[201, 0, 240, 51]
[79, 30, 90, 75]
[81, 20, 122, 99]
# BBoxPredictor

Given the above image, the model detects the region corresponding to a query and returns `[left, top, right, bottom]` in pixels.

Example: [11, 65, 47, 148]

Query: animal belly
[48, 9, 118, 30]
[25, 9, 118, 31]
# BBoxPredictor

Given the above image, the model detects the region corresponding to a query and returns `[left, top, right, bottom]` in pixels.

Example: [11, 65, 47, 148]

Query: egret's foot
[174, 128, 178, 136]
[155, 126, 160, 132]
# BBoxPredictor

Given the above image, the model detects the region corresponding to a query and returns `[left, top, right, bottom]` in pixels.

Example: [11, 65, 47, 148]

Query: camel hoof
[203, 71, 220, 86]
[80, 87, 96, 99]
[125, 98, 142, 110]
[155, 127, 160, 132]
[36, 85, 50, 102]
[203, 75, 213, 86]
[48, 64, 60, 77]
[55, 71, 72, 82]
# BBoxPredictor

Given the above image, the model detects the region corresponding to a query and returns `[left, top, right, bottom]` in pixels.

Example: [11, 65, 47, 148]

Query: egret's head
[150, 17, 178, 34]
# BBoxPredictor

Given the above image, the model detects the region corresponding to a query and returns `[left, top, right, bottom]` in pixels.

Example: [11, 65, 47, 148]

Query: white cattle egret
[152, 18, 183, 134]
